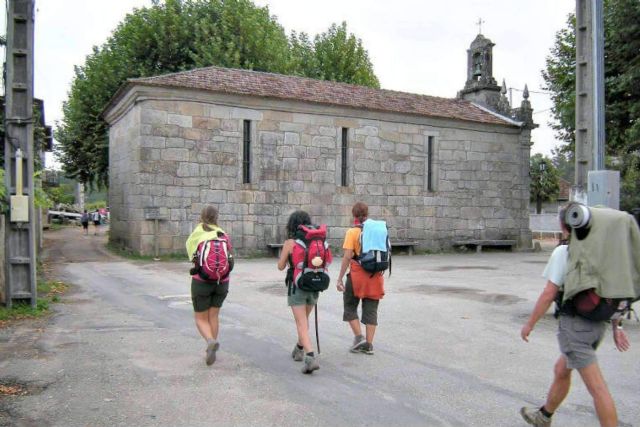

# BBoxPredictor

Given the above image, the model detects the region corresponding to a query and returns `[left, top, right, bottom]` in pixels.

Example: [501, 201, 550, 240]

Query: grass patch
[0, 280, 69, 325]
[46, 222, 69, 231]
[106, 241, 186, 261]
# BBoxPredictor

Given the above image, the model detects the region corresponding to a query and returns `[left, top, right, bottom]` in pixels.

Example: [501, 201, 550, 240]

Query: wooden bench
[452, 239, 517, 253]
[267, 243, 284, 257]
[390, 241, 418, 255]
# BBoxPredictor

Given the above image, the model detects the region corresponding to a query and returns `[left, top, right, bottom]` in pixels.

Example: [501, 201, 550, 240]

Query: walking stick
[315, 304, 320, 354]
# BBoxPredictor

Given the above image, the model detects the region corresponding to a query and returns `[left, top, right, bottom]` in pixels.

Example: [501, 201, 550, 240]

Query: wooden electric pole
[4, 0, 36, 307]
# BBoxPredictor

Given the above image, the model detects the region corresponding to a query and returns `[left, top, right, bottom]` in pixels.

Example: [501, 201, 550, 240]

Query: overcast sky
[26, 0, 575, 167]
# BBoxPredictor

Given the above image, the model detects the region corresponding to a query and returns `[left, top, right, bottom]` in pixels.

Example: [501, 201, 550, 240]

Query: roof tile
[128, 66, 515, 126]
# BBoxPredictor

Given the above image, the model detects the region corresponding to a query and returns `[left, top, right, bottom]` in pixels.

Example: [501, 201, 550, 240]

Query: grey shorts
[343, 274, 380, 325]
[288, 288, 319, 307]
[557, 315, 606, 370]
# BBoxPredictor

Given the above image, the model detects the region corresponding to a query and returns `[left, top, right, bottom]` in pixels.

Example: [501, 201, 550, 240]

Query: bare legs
[348, 319, 376, 344]
[194, 307, 220, 341]
[291, 305, 315, 353]
[578, 363, 617, 427]
[541, 356, 617, 427]
[542, 356, 572, 413]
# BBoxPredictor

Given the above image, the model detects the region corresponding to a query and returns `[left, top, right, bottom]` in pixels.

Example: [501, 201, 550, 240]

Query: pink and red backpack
[290, 224, 332, 292]
[192, 232, 234, 284]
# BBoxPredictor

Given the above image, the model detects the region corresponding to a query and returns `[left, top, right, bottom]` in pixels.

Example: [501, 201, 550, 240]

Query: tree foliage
[290, 22, 379, 88]
[530, 153, 560, 214]
[56, 0, 379, 187]
[542, 0, 640, 210]
[550, 147, 575, 183]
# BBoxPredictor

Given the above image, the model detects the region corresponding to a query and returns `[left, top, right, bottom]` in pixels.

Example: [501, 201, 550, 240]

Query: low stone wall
[529, 213, 561, 233]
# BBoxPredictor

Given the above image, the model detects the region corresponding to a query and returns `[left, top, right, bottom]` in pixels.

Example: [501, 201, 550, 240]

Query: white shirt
[542, 245, 569, 289]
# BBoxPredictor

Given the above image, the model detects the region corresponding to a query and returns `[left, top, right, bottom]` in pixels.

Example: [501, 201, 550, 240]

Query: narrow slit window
[341, 127, 348, 187]
[243, 120, 251, 184]
[427, 136, 434, 191]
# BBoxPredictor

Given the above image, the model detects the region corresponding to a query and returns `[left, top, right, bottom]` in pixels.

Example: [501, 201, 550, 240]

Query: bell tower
[458, 33, 501, 109]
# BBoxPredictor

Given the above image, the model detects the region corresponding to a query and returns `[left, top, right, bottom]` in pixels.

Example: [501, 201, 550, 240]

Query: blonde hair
[200, 205, 219, 231]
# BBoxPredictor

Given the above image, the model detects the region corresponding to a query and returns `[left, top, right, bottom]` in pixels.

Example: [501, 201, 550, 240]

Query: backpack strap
[353, 224, 363, 260]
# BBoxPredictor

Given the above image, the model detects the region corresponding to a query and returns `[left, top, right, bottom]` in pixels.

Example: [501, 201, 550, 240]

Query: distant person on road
[92, 210, 101, 235]
[277, 210, 321, 374]
[336, 201, 385, 355]
[186, 205, 233, 366]
[80, 210, 89, 235]
[519, 205, 630, 427]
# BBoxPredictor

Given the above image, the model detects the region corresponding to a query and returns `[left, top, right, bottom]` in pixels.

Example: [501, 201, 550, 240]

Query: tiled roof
[122, 66, 517, 126]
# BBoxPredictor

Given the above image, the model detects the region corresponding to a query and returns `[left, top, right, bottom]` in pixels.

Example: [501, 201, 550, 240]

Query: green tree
[56, 0, 379, 187]
[530, 154, 560, 214]
[297, 22, 379, 88]
[542, 0, 640, 211]
[550, 147, 575, 183]
[44, 184, 75, 206]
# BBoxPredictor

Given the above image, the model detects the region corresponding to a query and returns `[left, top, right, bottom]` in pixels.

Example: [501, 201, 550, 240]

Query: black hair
[286, 210, 311, 238]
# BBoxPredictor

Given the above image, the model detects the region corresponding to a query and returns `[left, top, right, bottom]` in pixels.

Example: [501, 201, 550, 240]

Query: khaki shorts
[557, 315, 606, 369]
[288, 288, 319, 307]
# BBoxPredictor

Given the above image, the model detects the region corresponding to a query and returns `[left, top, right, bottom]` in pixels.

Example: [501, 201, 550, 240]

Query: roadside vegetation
[0, 280, 69, 327]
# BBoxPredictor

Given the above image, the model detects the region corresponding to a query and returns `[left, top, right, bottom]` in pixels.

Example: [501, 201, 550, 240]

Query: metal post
[154, 218, 160, 261]
[4, 0, 37, 308]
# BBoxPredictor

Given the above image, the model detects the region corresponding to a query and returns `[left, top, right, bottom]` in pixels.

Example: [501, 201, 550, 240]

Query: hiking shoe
[291, 344, 304, 362]
[520, 407, 551, 427]
[205, 340, 220, 366]
[350, 334, 367, 352]
[301, 354, 320, 374]
[362, 343, 374, 355]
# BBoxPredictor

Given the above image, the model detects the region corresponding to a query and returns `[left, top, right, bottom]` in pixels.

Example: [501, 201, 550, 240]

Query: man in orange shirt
[336, 201, 385, 354]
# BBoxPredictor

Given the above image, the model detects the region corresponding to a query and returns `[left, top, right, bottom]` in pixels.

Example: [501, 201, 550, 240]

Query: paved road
[1, 226, 638, 426]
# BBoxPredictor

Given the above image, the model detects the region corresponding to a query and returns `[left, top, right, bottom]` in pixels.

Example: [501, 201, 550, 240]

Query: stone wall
[108, 88, 531, 255]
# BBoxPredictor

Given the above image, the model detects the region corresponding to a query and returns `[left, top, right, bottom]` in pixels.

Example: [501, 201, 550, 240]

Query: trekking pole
[315, 304, 320, 354]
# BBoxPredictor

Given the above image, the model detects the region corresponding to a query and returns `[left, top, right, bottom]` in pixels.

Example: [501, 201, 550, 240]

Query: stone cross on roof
[476, 18, 485, 34]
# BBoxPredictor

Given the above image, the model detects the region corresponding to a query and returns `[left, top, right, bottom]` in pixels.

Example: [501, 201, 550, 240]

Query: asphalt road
[1, 226, 638, 426]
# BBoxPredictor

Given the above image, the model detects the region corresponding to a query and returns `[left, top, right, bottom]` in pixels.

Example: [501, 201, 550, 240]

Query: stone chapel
[103, 34, 535, 255]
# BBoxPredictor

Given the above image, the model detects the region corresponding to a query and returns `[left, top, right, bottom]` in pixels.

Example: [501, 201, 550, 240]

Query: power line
[509, 87, 551, 95]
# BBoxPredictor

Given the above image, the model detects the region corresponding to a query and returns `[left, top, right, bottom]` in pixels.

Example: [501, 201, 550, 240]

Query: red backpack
[192, 232, 234, 284]
[291, 224, 332, 292]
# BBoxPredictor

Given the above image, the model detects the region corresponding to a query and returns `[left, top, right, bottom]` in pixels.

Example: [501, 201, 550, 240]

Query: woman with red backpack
[186, 205, 233, 366]
[277, 210, 328, 374]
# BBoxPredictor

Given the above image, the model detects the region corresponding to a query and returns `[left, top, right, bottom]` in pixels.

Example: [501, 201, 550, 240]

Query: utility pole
[4, 0, 36, 307]
[574, 0, 618, 208]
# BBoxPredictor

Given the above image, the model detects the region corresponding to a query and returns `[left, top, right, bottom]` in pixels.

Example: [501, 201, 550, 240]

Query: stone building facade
[104, 35, 534, 255]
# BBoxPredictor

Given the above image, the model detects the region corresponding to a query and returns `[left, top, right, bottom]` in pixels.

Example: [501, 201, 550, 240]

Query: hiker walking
[520, 204, 637, 427]
[186, 205, 233, 366]
[277, 210, 332, 374]
[80, 210, 90, 236]
[92, 209, 101, 235]
[336, 201, 388, 355]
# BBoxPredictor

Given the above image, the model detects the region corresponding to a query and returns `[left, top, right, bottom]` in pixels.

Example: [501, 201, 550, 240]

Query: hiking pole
[315, 304, 320, 354]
